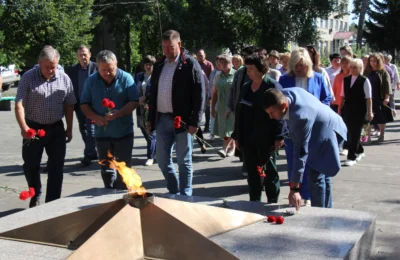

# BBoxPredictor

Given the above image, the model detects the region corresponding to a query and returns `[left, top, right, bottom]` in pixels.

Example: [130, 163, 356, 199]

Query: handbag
[382, 105, 394, 123]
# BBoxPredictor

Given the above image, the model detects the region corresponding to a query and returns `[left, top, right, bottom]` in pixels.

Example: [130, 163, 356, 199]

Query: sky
[349, 0, 358, 23]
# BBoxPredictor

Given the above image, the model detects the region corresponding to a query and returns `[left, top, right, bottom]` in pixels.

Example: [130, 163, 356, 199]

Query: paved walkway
[0, 96, 399, 259]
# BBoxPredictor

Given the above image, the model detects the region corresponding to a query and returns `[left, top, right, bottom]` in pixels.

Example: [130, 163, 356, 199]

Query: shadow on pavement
[0, 208, 25, 218]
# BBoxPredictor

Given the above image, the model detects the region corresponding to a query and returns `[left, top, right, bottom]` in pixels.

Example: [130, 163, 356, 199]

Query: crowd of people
[14, 29, 398, 211]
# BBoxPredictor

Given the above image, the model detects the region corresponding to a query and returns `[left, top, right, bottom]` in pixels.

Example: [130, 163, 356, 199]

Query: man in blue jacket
[263, 88, 347, 210]
[147, 30, 205, 196]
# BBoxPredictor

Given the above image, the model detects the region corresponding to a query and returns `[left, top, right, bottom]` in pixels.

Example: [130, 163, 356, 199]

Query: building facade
[316, 0, 353, 55]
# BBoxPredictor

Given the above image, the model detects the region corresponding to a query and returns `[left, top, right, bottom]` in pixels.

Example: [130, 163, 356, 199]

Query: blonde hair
[288, 47, 313, 78]
[232, 54, 244, 67]
[349, 58, 364, 75]
[280, 52, 290, 62]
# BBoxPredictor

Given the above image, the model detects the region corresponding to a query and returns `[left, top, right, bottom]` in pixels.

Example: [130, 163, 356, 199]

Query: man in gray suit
[263, 88, 347, 210]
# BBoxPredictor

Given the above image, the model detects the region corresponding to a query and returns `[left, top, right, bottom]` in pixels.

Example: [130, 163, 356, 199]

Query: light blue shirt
[80, 69, 139, 138]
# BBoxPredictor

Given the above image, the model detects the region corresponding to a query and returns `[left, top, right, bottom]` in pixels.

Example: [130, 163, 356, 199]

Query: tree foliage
[363, 0, 400, 54]
[0, 0, 100, 68]
[0, 0, 340, 70]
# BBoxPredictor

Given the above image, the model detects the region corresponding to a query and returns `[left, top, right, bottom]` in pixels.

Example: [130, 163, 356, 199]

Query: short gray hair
[96, 50, 117, 64]
[38, 46, 60, 61]
[384, 54, 392, 62]
[217, 53, 232, 64]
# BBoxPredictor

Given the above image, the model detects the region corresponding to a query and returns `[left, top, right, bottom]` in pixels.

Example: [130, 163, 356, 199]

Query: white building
[315, 0, 353, 55]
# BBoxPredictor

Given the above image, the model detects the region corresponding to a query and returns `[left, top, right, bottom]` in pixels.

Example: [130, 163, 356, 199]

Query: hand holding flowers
[174, 116, 212, 148]
[23, 128, 46, 146]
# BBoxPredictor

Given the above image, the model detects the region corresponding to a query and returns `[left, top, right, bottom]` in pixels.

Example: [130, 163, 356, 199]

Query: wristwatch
[290, 187, 301, 192]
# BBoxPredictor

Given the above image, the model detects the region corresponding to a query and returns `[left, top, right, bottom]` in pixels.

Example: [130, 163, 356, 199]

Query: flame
[99, 151, 146, 196]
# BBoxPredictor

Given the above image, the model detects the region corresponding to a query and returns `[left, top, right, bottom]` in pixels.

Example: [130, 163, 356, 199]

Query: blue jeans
[75, 108, 97, 159]
[139, 126, 156, 159]
[285, 138, 310, 200]
[305, 133, 343, 208]
[156, 114, 194, 196]
[96, 134, 133, 189]
[308, 169, 332, 208]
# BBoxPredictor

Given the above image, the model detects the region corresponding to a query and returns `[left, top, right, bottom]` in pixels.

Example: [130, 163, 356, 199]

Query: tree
[0, 0, 100, 68]
[94, 0, 339, 66]
[354, 0, 370, 49]
[363, 0, 400, 55]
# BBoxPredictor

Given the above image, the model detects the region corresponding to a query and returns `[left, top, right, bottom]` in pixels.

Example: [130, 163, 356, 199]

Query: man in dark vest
[66, 45, 98, 166]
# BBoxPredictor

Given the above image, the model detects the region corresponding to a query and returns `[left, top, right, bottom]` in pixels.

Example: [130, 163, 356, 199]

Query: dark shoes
[29, 197, 40, 208]
[81, 155, 98, 167]
[80, 157, 92, 166]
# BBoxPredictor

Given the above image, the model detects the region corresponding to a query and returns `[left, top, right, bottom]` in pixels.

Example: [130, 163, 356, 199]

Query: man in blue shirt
[80, 50, 139, 189]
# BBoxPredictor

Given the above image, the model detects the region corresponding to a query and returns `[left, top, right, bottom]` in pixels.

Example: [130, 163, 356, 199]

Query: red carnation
[275, 216, 284, 224]
[174, 116, 181, 129]
[223, 137, 229, 141]
[267, 216, 276, 223]
[37, 129, 46, 138]
[174, 121, 180, 129]
[19, 187, 35, 201]
[29, 187, 35, 197]
[19, 191, 30, 200]
[107, 101, 115, 110]
[91, 120, 95, 124]
[26, 128, 36, 139]
[257, 166, 266, 177]
[102, 98, 110, 107]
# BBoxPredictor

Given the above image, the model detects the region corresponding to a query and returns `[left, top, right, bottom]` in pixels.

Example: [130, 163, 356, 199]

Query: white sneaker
[145, 159, 154, 166]
[304, 200, 311, 207]
[356, 153, 365, 161]
[340, 149, 348, 156]
[343, 160, 356, 166]
[242, 172, 248, 177]
[217, 149, 226, 158]
[226, 149, 235, 157]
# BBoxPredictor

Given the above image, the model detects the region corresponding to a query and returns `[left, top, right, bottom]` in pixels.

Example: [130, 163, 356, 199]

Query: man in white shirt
[147, 30, 205, 196]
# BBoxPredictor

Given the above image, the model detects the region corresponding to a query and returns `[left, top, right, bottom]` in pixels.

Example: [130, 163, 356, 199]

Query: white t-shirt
[341, 76, 372, 99]
[325, 66, 341, 86]
[295, 77, 308, 90]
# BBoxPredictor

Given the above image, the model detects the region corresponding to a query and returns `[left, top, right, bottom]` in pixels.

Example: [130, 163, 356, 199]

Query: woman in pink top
[332, 55, 352, 115]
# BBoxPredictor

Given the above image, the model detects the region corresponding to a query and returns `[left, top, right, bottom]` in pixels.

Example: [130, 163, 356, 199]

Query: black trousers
[204, 101, 210, 130]
[243, 144, 280, 202]
[344, 106, 365, 160]
[22, 120, 66, 203]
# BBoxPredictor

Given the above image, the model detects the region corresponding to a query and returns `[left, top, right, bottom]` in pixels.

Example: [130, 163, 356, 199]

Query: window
[320, 19, 323, 28]
[330, 19, 334, 29]
[340, 21, 343, 31]
[324, 19, 328, 28]
[335, 20, 339, 30]
[344, 22, 348, 31]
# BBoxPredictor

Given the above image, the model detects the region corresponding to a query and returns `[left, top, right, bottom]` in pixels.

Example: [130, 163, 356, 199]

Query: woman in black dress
[363, 53, 391, 143]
